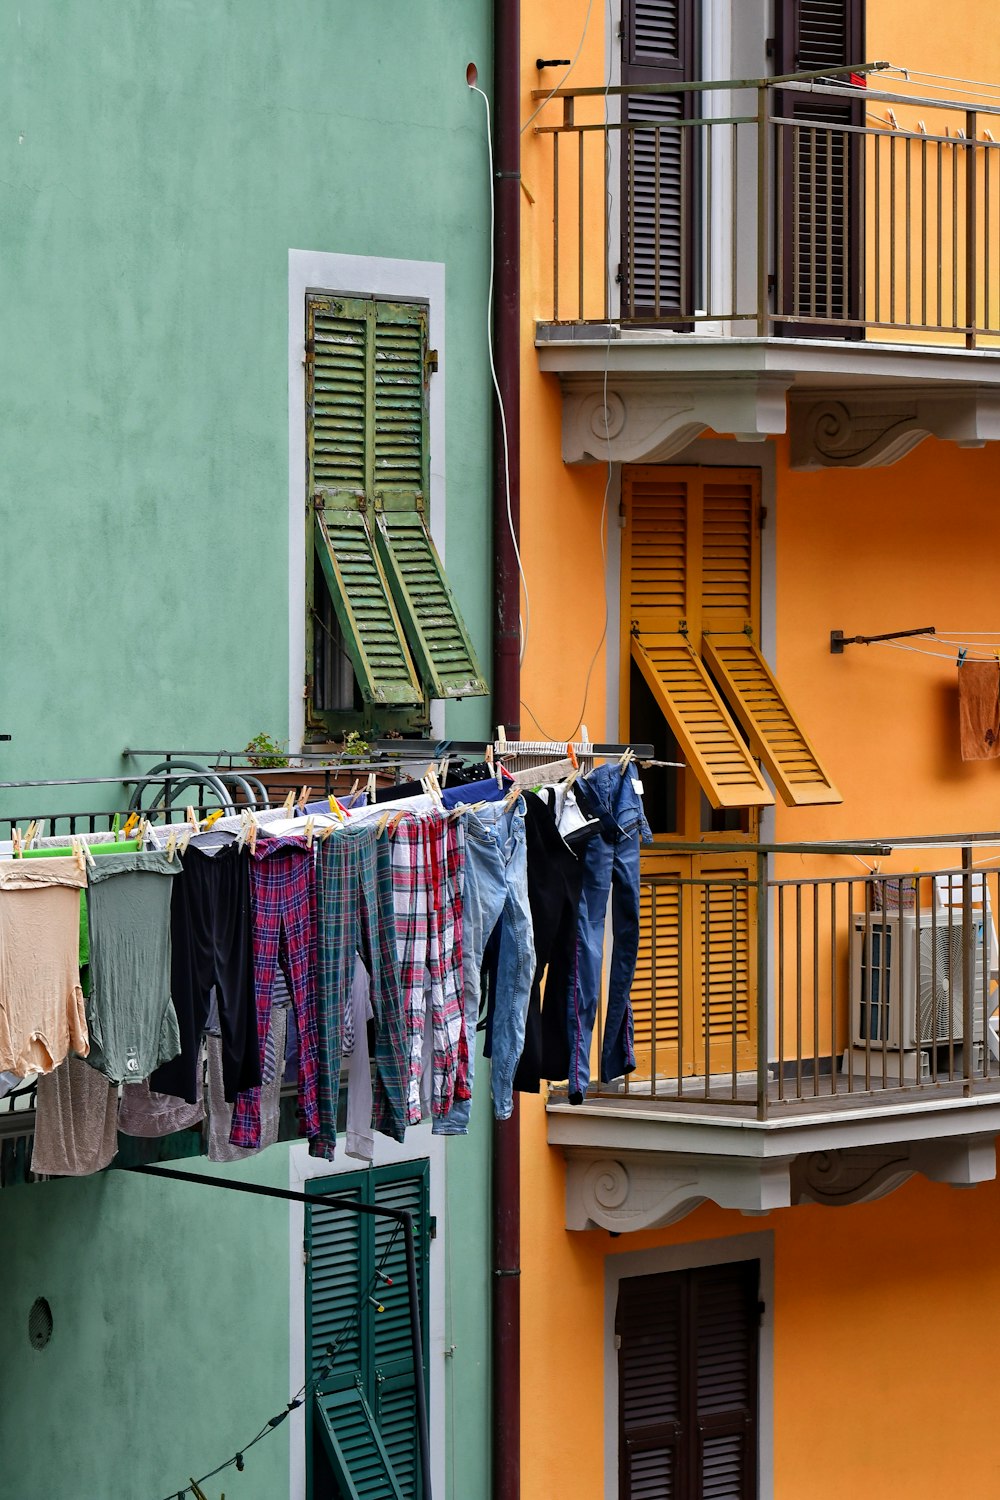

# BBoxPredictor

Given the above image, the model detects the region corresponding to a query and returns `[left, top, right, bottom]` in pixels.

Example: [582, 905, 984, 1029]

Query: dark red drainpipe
[491, 2, 521, 1499]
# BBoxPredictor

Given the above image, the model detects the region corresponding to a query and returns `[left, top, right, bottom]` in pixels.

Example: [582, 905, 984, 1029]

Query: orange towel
[959, 661, 1000, 760]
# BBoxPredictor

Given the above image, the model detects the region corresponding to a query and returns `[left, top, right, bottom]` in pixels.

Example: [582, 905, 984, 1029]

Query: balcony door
[620, 0, 698, 323]
[775, 0, 866, 334]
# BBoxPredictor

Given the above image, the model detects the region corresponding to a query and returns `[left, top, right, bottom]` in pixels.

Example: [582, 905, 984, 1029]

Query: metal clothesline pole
[127, 1163, 432, 1500]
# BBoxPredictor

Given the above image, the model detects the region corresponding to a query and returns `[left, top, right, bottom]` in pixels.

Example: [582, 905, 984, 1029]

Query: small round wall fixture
[28, 1297, 53, 1350]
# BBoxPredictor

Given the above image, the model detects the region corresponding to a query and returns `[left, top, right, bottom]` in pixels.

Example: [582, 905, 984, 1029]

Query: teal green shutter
[306, 1163, 430, 1500]
[307, 294, 423, 707]
[314, 1387, 405, 1500]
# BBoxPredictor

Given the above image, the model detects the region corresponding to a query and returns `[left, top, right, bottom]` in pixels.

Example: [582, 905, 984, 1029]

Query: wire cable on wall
[154, 1223, 402, 1500]
[520, 0, 596, 135]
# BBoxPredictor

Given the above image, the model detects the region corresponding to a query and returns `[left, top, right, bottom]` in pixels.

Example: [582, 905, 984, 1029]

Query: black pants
[151, 845, 260, 1104]
[512, 791, 586, 1092]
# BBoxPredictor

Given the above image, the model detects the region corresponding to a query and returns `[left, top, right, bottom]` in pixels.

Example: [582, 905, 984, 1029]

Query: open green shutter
[369, 304, 487, 701]
[314, 1387, 405, 1500]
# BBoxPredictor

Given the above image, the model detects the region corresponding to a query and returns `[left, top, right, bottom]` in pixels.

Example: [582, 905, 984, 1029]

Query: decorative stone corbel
[561, 375, 791, 465]
[564, 1149, 794, 1231]
[790, 388, 1000, 470]
[791, 1135, 996, 1206]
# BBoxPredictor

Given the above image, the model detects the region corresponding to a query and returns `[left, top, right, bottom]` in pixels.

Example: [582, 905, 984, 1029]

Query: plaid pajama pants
[313, 823, 406, 1160]
[230, 836, 319, 1151]
[391, 812, 466, 1124]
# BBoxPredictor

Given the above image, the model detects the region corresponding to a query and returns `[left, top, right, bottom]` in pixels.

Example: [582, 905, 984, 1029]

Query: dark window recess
[621, 0, 698, 324]
[312, 555, 359, 714]
[617, 1261, 759, 1500]
[629, 658, 680, 835]
[775, 0, 865, 334]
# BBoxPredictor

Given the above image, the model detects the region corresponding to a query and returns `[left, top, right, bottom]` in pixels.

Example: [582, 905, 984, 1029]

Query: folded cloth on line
[959, 660, 1000, 760]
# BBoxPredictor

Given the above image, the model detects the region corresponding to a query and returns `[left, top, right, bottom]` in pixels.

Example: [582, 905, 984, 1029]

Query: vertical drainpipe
[492, 0, 521, 1498]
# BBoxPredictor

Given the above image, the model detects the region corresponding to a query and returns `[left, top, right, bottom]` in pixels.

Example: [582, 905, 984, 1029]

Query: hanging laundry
[345, 955, 375, 1163]
[565, 762, 651, 1104]
[117, 1073, 205, 1138]
[312, 823, 406, 1160]
[0, 856, 88, 1077]
[512, 789, 588, 1094]
[435, 797, 534, 1135]
[150, 845, 259, 1106]
[83, 850, 182, 1085]
[208, 1007, 287, 1163]
[229, 836, 319, 1153]
[31, 1056, 118, 1177]
[959, 659, 1000, 759]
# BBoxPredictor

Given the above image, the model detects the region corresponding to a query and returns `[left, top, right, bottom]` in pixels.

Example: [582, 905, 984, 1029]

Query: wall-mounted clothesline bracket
[830, 625, 936, 654]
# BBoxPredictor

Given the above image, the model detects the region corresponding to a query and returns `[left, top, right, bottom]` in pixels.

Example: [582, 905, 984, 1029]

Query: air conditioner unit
[850, 912, 987, 1051]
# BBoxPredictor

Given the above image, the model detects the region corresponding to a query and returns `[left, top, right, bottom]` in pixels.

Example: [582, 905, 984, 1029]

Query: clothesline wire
[155, 1220, 402, 1500]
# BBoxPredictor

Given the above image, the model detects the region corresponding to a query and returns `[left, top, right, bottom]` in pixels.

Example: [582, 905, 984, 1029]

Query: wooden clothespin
[23, 820, 38, 849]
[376, 810, 391, 838]
[136, 816, 149, 848]
[619, 746, 634, 776]
[389, 810, 407, 835]
[304, 816, 316, 849]
[11, 827, 22, 858]
[503, 783, 521, 811]
[347, 778, 360, 805]
[281, 789, 296, 817]
[185, 805, 199, 832]
[70, 837, 86, 874]
[296, 784, 312, 812]
[437, 756, 449, 787]
[249, 812, 259, 854]
[165, 828, 178, 863]
[367, 772, 377, 801]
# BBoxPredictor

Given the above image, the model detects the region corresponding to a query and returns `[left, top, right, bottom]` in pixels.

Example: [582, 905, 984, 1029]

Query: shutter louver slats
[630, 636, 774, 809]
[700, 484, 755, 624]
[314, 1388, 405, 1500]
[374, 313, 425, 491]
[311, 306, 367, 493]
[630, 0, 682, 65]
[631, 872, 682, 1050]
[618, 1263, 758, 1500]
[307, 1189, 364, 1383]
[376, 510, 488, 700]
[795, 0, 849, 69]
[314, 511, 423, 705]
[629, 479, 687, 626]
[701, 634, 841, 806]
[698, 873, 753, 1043]
[624, 94, 685, 317]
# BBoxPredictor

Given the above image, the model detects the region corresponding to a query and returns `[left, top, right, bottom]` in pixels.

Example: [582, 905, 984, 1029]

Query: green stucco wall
[0, 0, 493, 796]
[0, 4, 494, 1497]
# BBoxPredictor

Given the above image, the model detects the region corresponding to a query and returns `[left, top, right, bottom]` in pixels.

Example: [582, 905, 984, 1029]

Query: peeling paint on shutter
[630, 635, 773, 809]
[376, 510, 488, 699]
[314, 509, 422, 706]
[702, 634, 841, 806]
[314, 1387, 405, 1500]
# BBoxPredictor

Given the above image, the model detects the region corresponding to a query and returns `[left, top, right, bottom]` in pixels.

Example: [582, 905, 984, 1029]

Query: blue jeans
[433, 799, 535, 1132]
[566, 763, 651, 1103]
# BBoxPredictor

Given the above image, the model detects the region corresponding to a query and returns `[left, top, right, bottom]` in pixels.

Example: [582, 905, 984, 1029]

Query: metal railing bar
[536, 112, 755, 136]
[529, 61, 890, 102]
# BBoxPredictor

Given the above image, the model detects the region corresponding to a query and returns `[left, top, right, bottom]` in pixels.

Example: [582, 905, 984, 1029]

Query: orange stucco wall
[517, 4, 1000, 1497]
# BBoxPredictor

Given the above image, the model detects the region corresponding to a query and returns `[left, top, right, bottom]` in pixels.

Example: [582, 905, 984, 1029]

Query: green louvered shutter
[369, 302, 486, 700]
[307, 294, 422, 707]
[314, 1388, 405, 1500]
[306, 1164, 430, 1500]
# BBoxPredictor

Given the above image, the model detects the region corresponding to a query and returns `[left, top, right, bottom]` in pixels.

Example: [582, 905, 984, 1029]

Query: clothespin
[503, 783, 521, 812]
[111, 813, 121, 837]
[204, 808, 223, 830]
[179, 828, 193, 855]
[437, 756, 449, 787]
[71, 837, 85, 874]
[887, 107, 899, 130]
[81, 838, 96, 869]
[327, 794, 346, 823]
[347, 778, 360, 806]
[281, 789, 296, 817]
[236, 809, 251, 850]
[958, 648, 968, 667]
[566, 741, 579, 771]
[304, 816, 316, 849]
[389, 810, 407, 835]
[296, 785, 312, 812]
[367, 772, 377, 801]
[619, 746, 634, 776]
[249, 812, 258, 854]
[136, 817, 148, 849]
[496, 725, 508, 758]
[123, 811, 139, 839]
[185, 805, 199, 832]
[376, 811, 391, 838]
[165, 828, 178, 863]
[24, 820, 38, 848]
[11, 826, 21, 858]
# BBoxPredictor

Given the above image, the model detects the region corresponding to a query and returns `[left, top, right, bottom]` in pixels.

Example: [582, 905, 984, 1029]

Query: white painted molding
[789, 388, 1000, 469]
[565, 1148, 794, 1230]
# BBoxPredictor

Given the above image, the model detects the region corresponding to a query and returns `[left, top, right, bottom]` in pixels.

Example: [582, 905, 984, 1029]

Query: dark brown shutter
[618, 1261, 759, 1500]
[775, 0, 865, 333]
[621, 0, 696, 323]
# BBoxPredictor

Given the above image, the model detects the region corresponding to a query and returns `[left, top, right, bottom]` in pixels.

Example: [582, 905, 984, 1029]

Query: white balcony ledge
[535, 331, 1000, 469]
[548, 1089, 1000, 1230]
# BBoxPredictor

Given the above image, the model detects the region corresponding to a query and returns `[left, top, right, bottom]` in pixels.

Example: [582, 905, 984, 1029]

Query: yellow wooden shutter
[700, 477, 758, 629]
[631, 861, 683, 1064]
[702, 634, 841, 806]
[693, 860, 756, 1070]
[631, 635, 773, 809]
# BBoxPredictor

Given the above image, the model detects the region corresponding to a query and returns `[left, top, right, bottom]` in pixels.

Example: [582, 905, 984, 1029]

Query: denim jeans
[434, 799, 535, 1132]
[566, 762, 651, 1104]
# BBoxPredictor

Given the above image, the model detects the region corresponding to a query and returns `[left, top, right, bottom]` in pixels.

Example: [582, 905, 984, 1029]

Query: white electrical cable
[468, 77, 530, 667]
[520, 0, 596, 136]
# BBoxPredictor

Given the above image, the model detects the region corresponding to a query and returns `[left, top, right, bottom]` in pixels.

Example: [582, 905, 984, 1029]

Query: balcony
[549, 836, 1000, 1229]
[532, 68, 1000, 468]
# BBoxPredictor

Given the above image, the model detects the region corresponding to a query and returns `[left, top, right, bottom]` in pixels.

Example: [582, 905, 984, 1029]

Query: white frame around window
[604, 1229, 775, 1500]
[287, 249, 447, 752]
[286, 1127, 447, 1500]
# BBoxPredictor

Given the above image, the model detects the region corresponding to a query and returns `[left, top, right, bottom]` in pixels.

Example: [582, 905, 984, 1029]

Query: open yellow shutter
[631, 634, 774, 810]
[702, 634, 841, 806]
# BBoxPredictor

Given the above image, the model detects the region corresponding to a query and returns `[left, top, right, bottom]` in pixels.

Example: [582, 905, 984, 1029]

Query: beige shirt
[0, 856, 88, 1075]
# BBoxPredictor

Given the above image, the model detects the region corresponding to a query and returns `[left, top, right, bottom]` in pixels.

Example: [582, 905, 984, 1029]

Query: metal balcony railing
[588, 836, 1000, 1120]
[535, 64, 1000, 347]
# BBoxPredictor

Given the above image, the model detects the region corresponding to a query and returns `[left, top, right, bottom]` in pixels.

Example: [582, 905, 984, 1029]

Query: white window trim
[287, 1126, 447, 1500]
[604, 1229, 775, 1500]
[287, 249, 447, 753]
